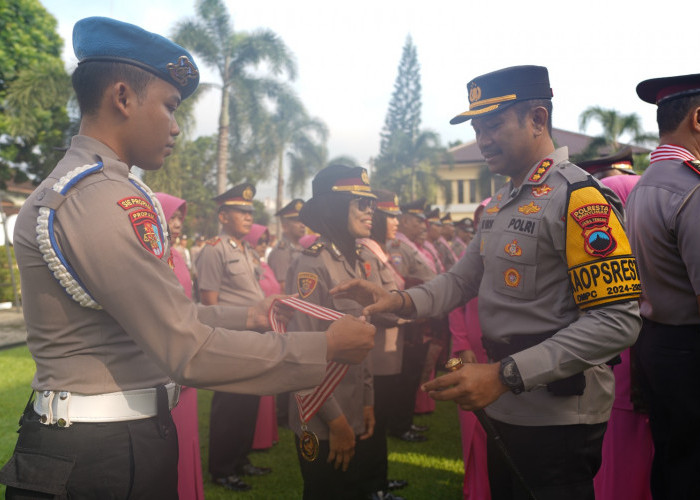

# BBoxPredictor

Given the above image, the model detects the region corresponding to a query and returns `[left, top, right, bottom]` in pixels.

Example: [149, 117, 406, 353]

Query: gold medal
[299, 425, 319, 462]
[445, 357, 464, 372]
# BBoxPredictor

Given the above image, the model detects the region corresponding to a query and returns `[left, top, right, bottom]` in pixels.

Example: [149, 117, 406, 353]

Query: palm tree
[578, 106, 657, 160]
[172, 0, 297, 194]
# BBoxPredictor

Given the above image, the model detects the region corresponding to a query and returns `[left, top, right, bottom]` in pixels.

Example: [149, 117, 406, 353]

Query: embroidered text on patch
[117, 197, 153, 211]
[298, 272, 319, 298]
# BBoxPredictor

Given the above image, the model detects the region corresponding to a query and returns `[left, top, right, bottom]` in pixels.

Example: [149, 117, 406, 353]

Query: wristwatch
[499, 356, 524, 395]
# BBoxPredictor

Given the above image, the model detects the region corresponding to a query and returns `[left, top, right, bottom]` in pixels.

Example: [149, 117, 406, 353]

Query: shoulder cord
[36, 165, 167, 310]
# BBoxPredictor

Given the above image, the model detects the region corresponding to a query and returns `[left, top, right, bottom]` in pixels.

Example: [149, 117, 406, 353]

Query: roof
[448, 127, 651, 164]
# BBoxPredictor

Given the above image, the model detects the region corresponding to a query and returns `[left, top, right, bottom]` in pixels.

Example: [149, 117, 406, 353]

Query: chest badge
[532, 184, 552, 198]
[518, 202, 542, 215]
[504, 240, 523, 257]
[297, 272, 319, 299]
[504, 268, 521, 288]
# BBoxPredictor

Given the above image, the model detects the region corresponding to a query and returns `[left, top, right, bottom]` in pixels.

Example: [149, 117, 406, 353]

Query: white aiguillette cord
[268, 296, 348, 424]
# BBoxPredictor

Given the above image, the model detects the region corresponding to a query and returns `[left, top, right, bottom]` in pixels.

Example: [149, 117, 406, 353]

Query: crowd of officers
[1, 13, 700, 500]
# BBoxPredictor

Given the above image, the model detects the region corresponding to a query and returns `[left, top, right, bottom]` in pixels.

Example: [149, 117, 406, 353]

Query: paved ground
[0, 307, 26, 350]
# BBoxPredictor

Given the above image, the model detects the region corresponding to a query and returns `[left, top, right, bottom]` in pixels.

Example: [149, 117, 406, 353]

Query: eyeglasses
[352, 197, 377, 212]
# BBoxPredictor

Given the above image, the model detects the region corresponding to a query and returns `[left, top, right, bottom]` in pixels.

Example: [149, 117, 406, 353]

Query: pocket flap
[0, 448, 75, 495]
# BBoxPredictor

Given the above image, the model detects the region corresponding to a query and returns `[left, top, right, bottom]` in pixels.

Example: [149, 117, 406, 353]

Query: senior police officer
[195, 184, 271, 491]
[333, 65, 642, 500]
[0, 17, 374, 499]
[626, 72, 700, 499]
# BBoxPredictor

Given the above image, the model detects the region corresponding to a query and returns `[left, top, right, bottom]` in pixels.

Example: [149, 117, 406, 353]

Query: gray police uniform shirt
[627, 155, 700, 325]
[359, 246, 404, 376]
[14, 135, 327, 396]
[387, 236, 436, 285]
[267, 237, 302, 283]
[285, 237, 373, 439]
[195, 233, 264, 307]
[406, 147, 642, 426]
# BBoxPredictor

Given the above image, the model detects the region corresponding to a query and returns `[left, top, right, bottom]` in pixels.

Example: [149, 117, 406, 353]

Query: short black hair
[513, 99, 553, 136]
[657, 94, 700, 136]
[71, 61, 156, 116]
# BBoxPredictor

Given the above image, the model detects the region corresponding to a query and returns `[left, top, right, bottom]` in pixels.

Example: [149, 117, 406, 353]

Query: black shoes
[213, 475, 252, 491]
[396, 430, 427, 442]
[410, 423, 429, 432]
[369, 491, 405, 500]
[388, 479, 408, 491]
[236, 463, 272, 476]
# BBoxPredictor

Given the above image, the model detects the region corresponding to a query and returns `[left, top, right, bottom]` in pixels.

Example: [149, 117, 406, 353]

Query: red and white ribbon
[268, 296, 349, 423]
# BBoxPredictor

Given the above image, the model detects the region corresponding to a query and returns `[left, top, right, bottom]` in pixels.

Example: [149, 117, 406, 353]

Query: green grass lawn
[1, 346, 464, 498]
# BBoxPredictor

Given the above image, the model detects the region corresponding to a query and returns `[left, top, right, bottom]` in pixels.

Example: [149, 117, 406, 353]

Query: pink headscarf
[243, 223, 269, 246]
[600, 175, 639, 207]
[153, 192, 192, 299]
[154, 192, 187, 221]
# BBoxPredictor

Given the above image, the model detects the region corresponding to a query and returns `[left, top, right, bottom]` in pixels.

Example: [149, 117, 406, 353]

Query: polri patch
[129, 209, 164, 258]
[298, 272, 319, 298]
[566, 182, 641, 309]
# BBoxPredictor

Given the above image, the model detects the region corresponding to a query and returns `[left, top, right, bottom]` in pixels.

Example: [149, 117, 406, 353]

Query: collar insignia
[683, 160, 700, 175]
[486, 205, 500, 214]
[531, 184, 553, 198]
[528, 159, 553, 183]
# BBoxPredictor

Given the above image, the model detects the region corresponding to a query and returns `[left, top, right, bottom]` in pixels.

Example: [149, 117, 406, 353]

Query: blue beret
[73, 16, 199, 99]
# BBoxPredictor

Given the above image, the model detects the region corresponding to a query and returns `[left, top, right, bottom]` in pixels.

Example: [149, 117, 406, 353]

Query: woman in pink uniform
[154, 192, 205, 500]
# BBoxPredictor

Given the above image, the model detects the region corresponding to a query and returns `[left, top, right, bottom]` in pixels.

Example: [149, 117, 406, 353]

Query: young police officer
[334, 65, 642, 500]
[0, 17, 374, 498]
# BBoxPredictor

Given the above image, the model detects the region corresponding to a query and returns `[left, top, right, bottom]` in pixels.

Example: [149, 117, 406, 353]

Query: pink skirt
[171, 386, 204, 500]
[252, 395, 279, 450]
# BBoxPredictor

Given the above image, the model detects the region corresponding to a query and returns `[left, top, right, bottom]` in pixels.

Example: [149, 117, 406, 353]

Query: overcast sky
[40, 0, 698, 188]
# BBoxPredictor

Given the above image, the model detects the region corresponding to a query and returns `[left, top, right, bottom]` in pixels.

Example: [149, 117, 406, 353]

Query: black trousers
[388, 323, 429, 436]
[294, 434, 376, 500]
[635, 319, 700, 500]
[208, 391, 260, 479]
[486, 419, 606, 500]
[362, 374, 400, 491]
[1, 408, 178, 499]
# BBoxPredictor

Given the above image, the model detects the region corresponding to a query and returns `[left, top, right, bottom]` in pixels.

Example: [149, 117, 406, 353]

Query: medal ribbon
[268, 296, 348, 423]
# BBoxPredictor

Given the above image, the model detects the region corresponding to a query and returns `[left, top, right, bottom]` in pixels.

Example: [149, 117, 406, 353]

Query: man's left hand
[245, 294, 295, 331]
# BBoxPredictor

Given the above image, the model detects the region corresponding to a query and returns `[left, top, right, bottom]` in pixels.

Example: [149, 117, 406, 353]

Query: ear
[217, 210, 228, 225]
[109, 82, 132, 118]
[531, 106, 548, 136]
[690, 107, 700, 134]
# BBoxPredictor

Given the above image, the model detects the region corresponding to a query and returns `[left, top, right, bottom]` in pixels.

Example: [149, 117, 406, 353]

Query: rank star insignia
[518, 202, 542, 215]
[528, 159, 553, 182]
[167, 56, 199, 87]
[297, 272, 318, 298]
[504, 239, 522, 257]
[532, 184, 552, 197]
[504, 268, 521, 288]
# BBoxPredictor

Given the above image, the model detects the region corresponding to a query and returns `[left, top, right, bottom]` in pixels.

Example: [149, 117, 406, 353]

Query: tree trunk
[275, 148, 284, 238]
[216, 58, 231, 195]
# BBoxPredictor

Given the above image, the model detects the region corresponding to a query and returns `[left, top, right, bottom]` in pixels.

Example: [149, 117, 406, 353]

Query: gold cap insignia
[295, 201, 303, 212]
[361, 170, 370, 185]
[469, 82, 482, 104]
[393, 195, 399, 206]
[167, 56, 199, 87]
[243, 187, 254, 201]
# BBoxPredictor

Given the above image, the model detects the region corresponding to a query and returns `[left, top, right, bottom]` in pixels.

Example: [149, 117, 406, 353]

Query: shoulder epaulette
[684, 160, 700, 176]
[560, 161, 592, 184]
[303, 241, 325, 256]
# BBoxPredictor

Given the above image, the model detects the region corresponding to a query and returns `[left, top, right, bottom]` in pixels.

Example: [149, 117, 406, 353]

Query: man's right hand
[325, 315, 375, 364]
[327, 414, 356, 471]
[330, 278, 407, 316]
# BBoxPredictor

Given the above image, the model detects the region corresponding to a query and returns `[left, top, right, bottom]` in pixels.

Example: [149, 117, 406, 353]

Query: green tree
[0, 0, 71, 185]
[379, 35, 421, 156]
[265, 88, 327, 209]
[172, 0, 297, 194]
[374, 36, 446, 202]
[577, 106, 657, 161]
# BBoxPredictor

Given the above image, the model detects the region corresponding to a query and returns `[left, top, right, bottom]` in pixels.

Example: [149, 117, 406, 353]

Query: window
[469, 179, 477, 203]
[457, 180, 464, 204]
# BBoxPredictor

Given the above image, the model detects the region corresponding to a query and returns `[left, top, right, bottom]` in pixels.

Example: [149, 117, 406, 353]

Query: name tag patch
[506, 217, 537, 235]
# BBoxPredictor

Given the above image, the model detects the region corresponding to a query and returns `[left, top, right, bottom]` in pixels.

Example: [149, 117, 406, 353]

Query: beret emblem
[167, 56, 199, 87]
